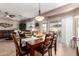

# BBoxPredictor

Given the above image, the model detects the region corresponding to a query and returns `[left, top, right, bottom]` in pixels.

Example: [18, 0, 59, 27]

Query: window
[77, 18, 79, 38]
[42, 23, 47, 33]
[49, 22, 60, 32]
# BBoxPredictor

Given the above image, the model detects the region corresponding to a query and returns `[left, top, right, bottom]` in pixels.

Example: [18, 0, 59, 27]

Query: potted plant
[19, 23, 26, 31]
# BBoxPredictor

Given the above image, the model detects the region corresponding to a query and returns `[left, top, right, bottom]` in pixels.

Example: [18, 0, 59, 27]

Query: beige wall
[43, 4, 79, 17]
[0, 18, 19, 30]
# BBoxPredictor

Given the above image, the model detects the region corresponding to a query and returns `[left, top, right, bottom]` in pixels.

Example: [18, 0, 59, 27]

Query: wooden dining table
[21, 36, 45, 56]
[26, 39, 44, 56]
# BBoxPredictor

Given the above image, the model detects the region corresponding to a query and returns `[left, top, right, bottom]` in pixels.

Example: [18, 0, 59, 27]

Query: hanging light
[35, 3, 45, 21]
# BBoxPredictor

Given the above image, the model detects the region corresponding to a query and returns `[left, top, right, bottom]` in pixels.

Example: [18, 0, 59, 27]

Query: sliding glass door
[77, 18, 79, 38]
[49, 21, 62, 42]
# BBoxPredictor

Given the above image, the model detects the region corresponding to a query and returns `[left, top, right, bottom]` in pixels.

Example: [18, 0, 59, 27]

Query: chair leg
[50, 48, 52, 56]
[16, 52, 20, 56]
[16, 51, 19, 56]
[16, 50, 21, 56]
[54, 42, 57, 55]
[48, 48, 52, 56]
[77, 47, 79, 56]
[54, 47, 56, 55]
[27, 53, 30, 56]
[42, 54, 44, 56]
[48, 49, 50, 56]
[16, 53, 18, 56]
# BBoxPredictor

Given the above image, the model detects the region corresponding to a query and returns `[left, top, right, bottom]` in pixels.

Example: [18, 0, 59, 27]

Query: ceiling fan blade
[9, 15, 15, 18]
[5, 12, 9, 15]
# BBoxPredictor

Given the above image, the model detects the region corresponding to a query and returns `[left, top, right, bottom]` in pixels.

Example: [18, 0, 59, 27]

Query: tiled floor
[0, 39, 76, 56]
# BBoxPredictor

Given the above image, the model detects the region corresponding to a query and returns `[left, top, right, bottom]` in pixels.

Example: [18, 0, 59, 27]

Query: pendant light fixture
[35, 3, 45, 21]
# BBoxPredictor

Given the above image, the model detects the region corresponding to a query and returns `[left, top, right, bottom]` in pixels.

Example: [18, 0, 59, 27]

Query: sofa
[0, 30, 14, 40]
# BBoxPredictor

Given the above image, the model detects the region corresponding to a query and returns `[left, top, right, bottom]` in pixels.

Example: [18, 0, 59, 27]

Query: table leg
[30, 47, 35, 56]
[54, 40, 57, 55]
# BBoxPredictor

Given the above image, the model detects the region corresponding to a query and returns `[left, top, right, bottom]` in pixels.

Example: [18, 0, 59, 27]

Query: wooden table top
[26, 39, 44, 45]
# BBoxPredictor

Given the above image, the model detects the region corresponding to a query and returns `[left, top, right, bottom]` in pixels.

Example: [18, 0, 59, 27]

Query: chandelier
[35, 3, 45, 21]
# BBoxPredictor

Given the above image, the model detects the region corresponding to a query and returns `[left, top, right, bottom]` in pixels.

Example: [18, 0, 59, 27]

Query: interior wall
[43, 4, 79, 17]
[0, 18, 19, 30]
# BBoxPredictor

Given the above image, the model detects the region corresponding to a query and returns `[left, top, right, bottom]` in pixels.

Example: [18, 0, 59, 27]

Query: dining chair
[11, 32, 30, 56]
[24, 30, 32, 37]
[18, 31, 26, 38]
[70, 37, 77, 48]
[49, 33, 57, 55]
[35, 34, 52, 56]
[76, 46, 79, 56]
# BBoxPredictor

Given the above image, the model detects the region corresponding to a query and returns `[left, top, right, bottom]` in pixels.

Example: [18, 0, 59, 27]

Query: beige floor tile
[0, 39, 76, 56]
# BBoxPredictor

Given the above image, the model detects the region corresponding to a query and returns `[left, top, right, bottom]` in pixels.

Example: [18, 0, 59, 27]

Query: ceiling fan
[3, 12, 24, 20]
[4, 12, 15, 18]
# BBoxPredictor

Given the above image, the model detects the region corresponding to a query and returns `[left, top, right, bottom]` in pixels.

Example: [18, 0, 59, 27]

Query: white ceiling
[0, 3, 68, 20]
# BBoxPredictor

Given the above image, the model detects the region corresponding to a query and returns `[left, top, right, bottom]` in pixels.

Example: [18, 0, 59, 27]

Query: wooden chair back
[44, 34, 51, 45]
[52, 33, 57, 45]
[11, 32, 21, 55]
[41, 34, 52, 51]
